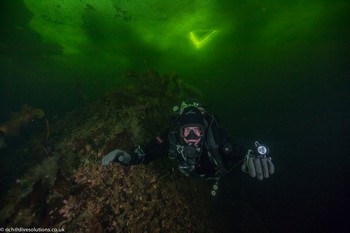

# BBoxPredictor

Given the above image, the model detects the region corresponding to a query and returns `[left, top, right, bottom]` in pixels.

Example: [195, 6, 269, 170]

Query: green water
[1, 0, 349, 232]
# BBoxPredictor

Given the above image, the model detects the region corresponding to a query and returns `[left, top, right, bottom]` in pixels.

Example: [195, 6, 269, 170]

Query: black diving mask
[181, 126, 203, 146]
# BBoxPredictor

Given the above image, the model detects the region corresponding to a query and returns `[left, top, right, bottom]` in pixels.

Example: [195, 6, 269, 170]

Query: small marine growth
[0, 70, 214, 232]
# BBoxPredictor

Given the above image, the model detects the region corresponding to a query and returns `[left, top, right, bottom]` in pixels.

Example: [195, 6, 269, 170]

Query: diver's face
[182, 126, 203, 145]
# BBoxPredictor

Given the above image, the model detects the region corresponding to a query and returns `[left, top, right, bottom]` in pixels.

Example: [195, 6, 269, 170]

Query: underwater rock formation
[0, 104, 45, 136]
[0, 70, 215, 232]
[0, 104, 50, 150]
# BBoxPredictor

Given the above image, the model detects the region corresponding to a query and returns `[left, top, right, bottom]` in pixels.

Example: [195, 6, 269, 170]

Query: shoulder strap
[206, 118, 228, 177]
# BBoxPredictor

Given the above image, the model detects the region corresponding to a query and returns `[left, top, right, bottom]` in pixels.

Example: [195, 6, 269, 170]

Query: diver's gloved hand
[102, 149, 132, 166]
[241, 149, 275, 180]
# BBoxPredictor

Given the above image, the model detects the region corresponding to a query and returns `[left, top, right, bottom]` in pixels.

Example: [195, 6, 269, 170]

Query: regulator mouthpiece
[255, 141, 269, 156]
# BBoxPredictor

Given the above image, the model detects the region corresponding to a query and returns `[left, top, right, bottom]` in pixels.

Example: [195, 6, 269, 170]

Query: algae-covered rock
[0, 70, 215, 232]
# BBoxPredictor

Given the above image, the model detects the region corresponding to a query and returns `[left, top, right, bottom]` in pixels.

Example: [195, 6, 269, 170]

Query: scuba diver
[102, 100, 274, 195]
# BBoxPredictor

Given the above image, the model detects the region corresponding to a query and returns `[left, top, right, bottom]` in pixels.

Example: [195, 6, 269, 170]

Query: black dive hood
[178, 106, 205, 129]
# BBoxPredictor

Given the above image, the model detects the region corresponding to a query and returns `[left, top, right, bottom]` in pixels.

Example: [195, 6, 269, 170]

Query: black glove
[241, 142, 275, 180]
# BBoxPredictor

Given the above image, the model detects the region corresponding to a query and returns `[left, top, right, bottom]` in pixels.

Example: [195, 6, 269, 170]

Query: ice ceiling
[23, 0, 224, 55]
[20, 0, 339, 73]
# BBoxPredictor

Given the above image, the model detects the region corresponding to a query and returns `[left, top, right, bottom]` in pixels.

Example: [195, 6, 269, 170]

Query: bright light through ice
[189, 29, 218, 49]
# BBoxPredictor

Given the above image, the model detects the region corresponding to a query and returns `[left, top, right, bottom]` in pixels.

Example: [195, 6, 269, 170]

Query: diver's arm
[141, 132, 169, 164]
[102, 130, 169, 166]
[220, 137, 246, 163]
[219, 133, 276, 180]
[212, 123, 245, 164]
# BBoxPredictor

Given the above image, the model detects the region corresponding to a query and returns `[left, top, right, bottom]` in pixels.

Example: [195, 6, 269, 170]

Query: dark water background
[1, 0, 349, 232]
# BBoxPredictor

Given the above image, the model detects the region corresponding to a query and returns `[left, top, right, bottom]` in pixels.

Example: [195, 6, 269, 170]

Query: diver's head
[170, 106, 206, 172]
[178, 106, 205, 146]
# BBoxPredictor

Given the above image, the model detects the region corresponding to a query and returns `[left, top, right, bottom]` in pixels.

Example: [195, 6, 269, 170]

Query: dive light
[255, 141, 269, 156]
